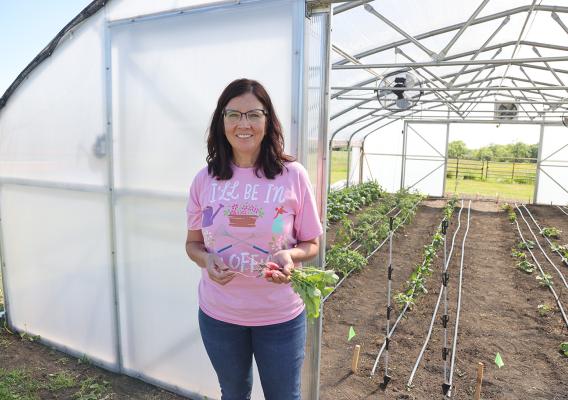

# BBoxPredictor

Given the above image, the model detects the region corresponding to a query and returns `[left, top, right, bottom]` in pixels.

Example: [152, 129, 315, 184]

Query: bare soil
[0, 326, 185, 399]
[320, 200, 568, 400]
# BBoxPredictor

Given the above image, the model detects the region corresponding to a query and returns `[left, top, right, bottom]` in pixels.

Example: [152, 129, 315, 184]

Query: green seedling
[511, 248, 526, 260]
[516, 260, 535, 274]
[537, 303, 553, 316]
[517, 240, 535, 250]
[561, 342, 568, 357]
[536, 273, 553, 287]
[540, 227, 561, 239]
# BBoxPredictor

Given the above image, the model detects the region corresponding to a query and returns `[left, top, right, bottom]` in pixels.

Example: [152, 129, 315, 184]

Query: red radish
[263, 270, 274, 278]
[265, 261, 281, 271]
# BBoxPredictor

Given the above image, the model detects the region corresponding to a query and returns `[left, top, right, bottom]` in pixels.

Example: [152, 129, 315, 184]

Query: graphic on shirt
[272, 206, 287, 234]
[203, 229, 215, 249]
[224, 203, 265, 228]
[202, 204, 224, 228]
[216, 228, 269, 255]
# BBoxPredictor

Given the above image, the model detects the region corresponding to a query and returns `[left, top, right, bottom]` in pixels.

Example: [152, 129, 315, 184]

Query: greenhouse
[0, 0, 567, 399]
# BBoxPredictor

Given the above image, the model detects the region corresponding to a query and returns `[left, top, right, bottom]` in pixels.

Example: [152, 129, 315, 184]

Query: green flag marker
[495, 352, 504, 368]
[348, 326, 356, 342]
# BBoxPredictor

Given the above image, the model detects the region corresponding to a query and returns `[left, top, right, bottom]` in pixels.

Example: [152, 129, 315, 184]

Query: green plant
[518, 240, 535, 250]
[540, 227, 561, 239]
[289, 267, 339, 319]
[551, 243, 568, 260]
[536, 273, 553, 287]
[537, 303, 553, 317]
[73, 377, 111, 400]
[561, 342, 568, 357]
[511, 248, 526, 260]
[325, 245, 367, 276]
[501, 203, 517, 222]
[47, 371, 76, 391]
[516, 260, 535, 273]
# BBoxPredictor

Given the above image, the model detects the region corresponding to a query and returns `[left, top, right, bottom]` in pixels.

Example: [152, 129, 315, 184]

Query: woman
[185, 78, 323, 400]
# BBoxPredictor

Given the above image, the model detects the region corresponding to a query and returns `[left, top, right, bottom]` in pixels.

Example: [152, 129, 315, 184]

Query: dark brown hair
[206, 78, 294, 180]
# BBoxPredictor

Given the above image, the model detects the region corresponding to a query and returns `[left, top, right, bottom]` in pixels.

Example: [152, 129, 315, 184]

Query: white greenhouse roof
[328, 0, 568, 144]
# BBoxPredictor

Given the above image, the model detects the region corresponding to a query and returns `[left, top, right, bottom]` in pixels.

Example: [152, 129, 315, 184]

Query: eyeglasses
[223, 109, 267, 124]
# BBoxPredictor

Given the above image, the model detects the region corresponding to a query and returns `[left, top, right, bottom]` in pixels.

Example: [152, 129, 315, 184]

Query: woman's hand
[267, 250, 294, 284]
[206, 253, 235, 285]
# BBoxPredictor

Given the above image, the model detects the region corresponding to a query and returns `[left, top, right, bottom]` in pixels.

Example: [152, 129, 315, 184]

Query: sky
[0, 1, 92, 95]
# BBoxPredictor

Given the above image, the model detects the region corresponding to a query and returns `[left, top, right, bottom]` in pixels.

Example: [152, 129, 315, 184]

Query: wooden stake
[474, 362, 484, 400]
[351, 345, 361, 373]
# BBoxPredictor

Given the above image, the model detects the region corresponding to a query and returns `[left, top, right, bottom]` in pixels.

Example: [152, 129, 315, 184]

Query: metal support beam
[331, 85, 568, 92]
[334, 5, 568, 65]
[332, 0, 374, 15]
[332, 55, 568, 69]
[438, 0, 490, 59]
[364, 4, 437, 59]
[448, 17, 509, 87]
[532, 46, 568, 96]
[552, 12, 568, 35]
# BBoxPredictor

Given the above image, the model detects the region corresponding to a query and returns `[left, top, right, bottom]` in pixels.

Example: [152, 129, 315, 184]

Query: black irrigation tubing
[515, 204, 568, 289]
[521, 204, 568, 267]
[406, 200, 465, 388]
[557, 205, 568, 217]
[446, 200, 472, 398]
[512, 210, 568, 330]
[322, 198, 422, 304]
[371, 201, 455, 376]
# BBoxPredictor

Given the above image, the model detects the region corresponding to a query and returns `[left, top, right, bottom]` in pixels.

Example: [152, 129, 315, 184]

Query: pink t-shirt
[186, 161, 323, 326]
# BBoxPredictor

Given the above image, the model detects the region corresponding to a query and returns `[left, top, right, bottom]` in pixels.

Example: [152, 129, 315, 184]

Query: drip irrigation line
[557, 205, 568, 217]
[322, 199, 422, 304]
[407, 200, 465, 388]
[512, 209, 568, 329]
[521, 204, 568, 267]
[446, 200, 472, 398]
[515, 204, 568, 289]
[371, 200, 457, 376]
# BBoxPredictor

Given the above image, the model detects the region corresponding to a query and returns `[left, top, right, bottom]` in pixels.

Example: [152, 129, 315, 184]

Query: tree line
[447, 141, 538, 162]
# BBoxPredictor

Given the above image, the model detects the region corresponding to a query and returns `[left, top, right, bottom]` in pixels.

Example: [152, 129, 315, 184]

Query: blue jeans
[198, 309, 306, 400]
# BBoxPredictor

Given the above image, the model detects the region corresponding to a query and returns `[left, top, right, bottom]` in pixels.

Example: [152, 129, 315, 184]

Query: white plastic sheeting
[403, 123, 448, 196]
[0, 185, 117, 367]
[536, 126, 568, 205]
[362, 120, 404, 193]
[0, 12, 107, 186]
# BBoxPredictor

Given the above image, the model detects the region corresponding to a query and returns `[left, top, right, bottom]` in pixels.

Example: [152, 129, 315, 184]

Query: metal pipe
[438, 0, 490, 59]
[332, 0, 374, 15]
[552, 11, 568, 35]
[332, 56, 568, 69]
[499, 0, 538, 86]
[532, 46, 568, 96]
[334, 5, 568, 65]
[364, 4, 436, 59]
[332, 85, 568, 92]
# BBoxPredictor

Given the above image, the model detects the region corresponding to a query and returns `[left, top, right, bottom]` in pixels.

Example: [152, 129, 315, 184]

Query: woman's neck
[233, 154, 258, 168]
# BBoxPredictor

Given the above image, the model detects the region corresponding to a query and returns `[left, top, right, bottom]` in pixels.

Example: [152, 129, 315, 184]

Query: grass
[0, 366, 112, 400]
[446, 177, 534, 202]
[329, 150, 349, 186]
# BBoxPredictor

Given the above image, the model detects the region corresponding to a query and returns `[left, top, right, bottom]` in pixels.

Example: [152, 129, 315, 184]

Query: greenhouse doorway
[446, 122, 540, 203]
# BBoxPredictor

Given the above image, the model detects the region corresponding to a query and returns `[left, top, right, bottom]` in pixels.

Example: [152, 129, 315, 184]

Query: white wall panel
[110, 1, 294, 193]
[404, 123, 447, 196]
[0, 185, 116, 367]
[0, 12, 107, 186]
[114, 195, 222, 398]
[536, 126, 568, 205]
[362, 121, 404, 192]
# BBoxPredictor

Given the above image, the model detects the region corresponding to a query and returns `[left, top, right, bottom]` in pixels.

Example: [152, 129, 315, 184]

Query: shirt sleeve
[186, 171, 204, 230]
[293, 165, 324, 241]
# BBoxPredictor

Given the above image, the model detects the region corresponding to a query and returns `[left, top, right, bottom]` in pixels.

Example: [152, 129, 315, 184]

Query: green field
[329, 150, 349, 185]
[446, 177, 534, 202]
